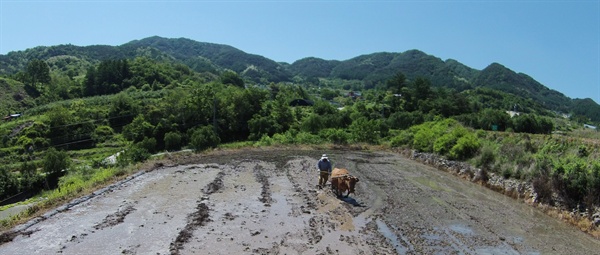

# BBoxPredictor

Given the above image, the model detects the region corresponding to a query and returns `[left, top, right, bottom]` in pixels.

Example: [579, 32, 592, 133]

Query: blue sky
[1, 0, 599, 102]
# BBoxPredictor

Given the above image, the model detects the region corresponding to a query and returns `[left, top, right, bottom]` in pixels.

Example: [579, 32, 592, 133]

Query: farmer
[316, 154, 332, 189]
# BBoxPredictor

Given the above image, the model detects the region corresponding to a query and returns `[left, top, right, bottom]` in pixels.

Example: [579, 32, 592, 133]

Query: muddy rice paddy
[1, 148, 600, 254]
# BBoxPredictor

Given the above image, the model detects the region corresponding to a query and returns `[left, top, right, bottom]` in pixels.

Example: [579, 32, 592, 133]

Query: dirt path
[1, 149, 599, 254]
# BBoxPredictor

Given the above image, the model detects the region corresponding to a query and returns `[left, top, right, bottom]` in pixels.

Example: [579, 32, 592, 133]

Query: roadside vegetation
[1, 55, 599, 238]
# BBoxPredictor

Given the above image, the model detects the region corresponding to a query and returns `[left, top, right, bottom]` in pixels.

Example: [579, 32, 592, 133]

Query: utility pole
[213, 98, 217, 134]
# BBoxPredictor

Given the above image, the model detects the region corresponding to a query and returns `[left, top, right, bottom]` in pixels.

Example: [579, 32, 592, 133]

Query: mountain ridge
[0, 36, 597, 120]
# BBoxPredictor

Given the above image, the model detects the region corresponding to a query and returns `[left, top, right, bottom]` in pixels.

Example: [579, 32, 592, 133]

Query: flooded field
[1, 148, 599, 254]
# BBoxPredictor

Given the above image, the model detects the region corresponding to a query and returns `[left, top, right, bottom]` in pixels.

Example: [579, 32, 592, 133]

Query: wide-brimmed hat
[321, 154, 328, 160]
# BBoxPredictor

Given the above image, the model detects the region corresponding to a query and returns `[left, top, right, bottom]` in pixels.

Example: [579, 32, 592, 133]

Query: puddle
[449, 224, 473, 235]
[376, 219, 409, 255]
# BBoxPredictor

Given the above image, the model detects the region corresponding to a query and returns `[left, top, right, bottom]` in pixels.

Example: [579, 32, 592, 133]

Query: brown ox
[330, 168, 359, 198]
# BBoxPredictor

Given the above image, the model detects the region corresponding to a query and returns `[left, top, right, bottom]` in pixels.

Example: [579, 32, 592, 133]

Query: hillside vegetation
[1, 36, 599, 236]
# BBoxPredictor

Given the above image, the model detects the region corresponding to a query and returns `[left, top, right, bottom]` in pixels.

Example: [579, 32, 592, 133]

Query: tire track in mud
[169, 170, 225, 255]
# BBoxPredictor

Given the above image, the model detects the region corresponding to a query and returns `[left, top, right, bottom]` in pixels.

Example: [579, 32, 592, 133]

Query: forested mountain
[1, 36, 598, 120]
[473, 63, 572, 113]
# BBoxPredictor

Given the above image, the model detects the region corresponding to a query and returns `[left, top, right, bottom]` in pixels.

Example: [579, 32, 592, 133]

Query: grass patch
[0, 164, 133, 232]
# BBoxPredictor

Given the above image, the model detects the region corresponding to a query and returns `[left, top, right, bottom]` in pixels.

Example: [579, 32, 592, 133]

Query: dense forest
[1, 36, 600, 231]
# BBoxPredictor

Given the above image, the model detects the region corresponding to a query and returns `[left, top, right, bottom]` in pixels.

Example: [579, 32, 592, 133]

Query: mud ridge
[170, 170, 225, 254]
[0, 229, 35, 245]
[253, 165, 273, 206]
[93, 204, 136, 230]
[202, 171, 225, 195]
[169, 202, 210, 255]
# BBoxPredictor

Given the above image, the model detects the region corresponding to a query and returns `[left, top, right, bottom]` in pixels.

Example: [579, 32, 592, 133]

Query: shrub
[390, 130, 413, 148]
[501, 167, 512, 179]
[532, 174, 554, 204]
[136, 137, 157, 154]
[254, 134, 274, 147]
[301, 114, 324, 134]
[118, 145, 150, 165]
[295, 132, 322, 145]
[477, 145, 495, 167]
[412, 128, 433, 152]
[319, 128, 350, 145]
[43, 147, 71, 189]
[349, 117, 381, 144]
[92, 125, 114, 143]
[0, 166, 19, 201]
[449, 133, 481, 160]
[164, 131, 183, 151]
[190, 126, 220, 151]
[122, 115, 154, 143]
[271, 131, 296, 145]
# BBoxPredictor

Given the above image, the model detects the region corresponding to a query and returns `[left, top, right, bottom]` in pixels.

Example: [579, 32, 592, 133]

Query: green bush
[476, 145, 496, 169]
[449, 133, 481, 160]
[136, 137, 157, 154]
[349, 117, 382, 144]
[390, 130, 413, 148]
[295, 132, 322, 145]
[122, 115, 154, 143]
[0, 166, 19, 201]
[190, 126, 220, 151]
[118, 145, 150, 165]
[300, 113, 324, 134]
[319, 128, 350, 145]
[433, 127, 468, 156]
[164, 131, 183, 151]
[254, 134, 274, 147]
[43, 148, 71, 188]
[92, 125, 114, 143]
[271, 131, 296, 145]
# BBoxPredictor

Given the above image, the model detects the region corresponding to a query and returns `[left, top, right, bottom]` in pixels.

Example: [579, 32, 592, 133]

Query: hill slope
[1, 36, 598, 121]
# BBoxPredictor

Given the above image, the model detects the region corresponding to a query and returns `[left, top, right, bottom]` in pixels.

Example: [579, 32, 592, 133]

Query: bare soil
[1, 148, 600, 254]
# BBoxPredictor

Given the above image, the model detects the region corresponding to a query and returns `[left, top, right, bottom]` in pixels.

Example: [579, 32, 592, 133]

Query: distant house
[348, 91, 362, 99]
[3, 113, 21, 121]
[506, 111, 520, 118]
[584, 124, 597, 130]
[289, 99, 314, 106]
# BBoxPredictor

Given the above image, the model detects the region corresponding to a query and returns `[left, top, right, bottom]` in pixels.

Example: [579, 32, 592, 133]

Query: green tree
[320, 88, 338, 101]
[109, 92, 139, 128]
[386, 72, 406, 94]
[301, 113, 324, 134]
[43, 147, 70, 188]
[25, 59, 51, 97]
[122, 115, 154, 143]
[0, 167, 19, 200]
[248, 115, 279, 140]
[92, 125, 115, 144]
[413, 77, 432, 101]
[478, 109, 510, 131]
[349, 117, 381, 144]
[190, 126, 220, 151]
[136, 137, 158, 154]
[220, 70, 244, 88]
[164, 131, 183, 151]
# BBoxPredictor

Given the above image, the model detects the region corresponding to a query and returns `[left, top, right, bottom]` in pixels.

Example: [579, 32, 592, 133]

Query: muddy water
[1, 149, 600, 254]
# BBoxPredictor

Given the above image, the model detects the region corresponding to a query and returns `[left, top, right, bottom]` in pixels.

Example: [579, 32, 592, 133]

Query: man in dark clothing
[316, 154, 332, 189]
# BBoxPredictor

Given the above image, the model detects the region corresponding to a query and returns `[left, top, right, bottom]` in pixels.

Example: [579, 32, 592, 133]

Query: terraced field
[1, 148, 599, 254]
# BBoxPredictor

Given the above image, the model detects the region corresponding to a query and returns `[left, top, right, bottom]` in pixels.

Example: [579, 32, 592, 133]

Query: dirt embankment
[1, 148, 600, 254]
[400, 148, 600, 234]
